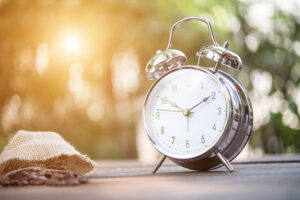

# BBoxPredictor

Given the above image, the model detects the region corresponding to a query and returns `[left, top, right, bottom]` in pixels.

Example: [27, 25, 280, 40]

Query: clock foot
[152, 155, 167, 174]
[216, 151, 234, 172]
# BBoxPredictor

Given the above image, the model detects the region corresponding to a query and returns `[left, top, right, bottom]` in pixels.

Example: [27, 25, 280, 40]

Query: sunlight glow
[61, 34, 81, 53]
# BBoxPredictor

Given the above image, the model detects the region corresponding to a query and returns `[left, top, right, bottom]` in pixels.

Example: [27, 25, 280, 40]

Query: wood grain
[1, 155, 300, 200]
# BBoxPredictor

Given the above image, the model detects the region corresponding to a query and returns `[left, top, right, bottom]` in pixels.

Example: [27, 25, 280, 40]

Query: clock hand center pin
[167, 100, 190, 116]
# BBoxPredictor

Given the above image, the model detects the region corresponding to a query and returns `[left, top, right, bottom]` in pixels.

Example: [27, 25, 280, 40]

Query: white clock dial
[144, 67, 229, 159]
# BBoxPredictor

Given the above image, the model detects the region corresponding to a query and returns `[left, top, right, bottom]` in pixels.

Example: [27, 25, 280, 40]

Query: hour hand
[167, 100, 184, 111]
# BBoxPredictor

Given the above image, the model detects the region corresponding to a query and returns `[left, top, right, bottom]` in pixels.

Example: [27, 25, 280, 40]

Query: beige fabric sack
[0, 130, 96, 178]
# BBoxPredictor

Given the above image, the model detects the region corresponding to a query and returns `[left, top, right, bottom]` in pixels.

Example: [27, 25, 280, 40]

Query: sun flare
[61, 34, 81, 53]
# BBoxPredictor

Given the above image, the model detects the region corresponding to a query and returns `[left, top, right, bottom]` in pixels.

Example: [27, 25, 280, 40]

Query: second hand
[187, 117, 189, 132]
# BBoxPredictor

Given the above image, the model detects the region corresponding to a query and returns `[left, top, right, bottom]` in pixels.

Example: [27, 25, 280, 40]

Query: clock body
[143, 66, 253, 170]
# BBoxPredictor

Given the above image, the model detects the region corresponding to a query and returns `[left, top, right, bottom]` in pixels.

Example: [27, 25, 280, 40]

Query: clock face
[143, 67, 229, 159]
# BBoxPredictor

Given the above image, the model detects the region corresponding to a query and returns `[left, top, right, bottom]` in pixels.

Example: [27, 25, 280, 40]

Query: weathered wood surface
[1, 154, 300, 200]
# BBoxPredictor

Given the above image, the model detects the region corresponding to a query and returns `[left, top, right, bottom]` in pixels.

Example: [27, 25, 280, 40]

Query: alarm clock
[143, 17, 253, 173]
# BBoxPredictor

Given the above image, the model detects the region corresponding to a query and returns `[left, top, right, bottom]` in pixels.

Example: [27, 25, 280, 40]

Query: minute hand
[188, 93, 214, 111]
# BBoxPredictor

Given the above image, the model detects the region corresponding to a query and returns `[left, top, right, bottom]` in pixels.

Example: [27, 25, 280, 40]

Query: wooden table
[1, 154, 300, 200]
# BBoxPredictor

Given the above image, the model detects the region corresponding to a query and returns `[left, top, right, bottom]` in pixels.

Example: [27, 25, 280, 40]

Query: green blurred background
[0, 0, 299, 159]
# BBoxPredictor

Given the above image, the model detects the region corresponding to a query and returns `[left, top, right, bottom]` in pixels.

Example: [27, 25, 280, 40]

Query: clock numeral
[186, 140, 190, 148]
[161, 97, 167, 104]
[171, 136, 175, 144]
[201, 135, 205, 143]
[217, 107, 222, 115]
[161, 126, 165, 134]
[212, 91, 216, 99]
[171, 85, 177, 92]
[212, 123, 216, 131]
[156, 112, 160, 119]
[185, 80, 191, 87]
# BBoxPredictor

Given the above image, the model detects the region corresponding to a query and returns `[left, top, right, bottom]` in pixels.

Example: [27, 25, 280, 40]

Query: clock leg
[152, 155, 167, 174]
[216, 151, 234, 172]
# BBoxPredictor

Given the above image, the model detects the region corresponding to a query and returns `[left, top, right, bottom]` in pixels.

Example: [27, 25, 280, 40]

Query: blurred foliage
[0, 0, 299, 158]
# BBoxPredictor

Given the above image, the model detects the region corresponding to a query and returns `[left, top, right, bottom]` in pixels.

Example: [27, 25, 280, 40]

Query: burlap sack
[0, 130, 96, 178]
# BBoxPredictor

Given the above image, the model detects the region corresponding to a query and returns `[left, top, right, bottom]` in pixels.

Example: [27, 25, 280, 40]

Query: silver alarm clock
[143, 17, 253, 173]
